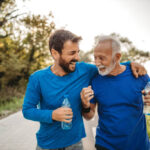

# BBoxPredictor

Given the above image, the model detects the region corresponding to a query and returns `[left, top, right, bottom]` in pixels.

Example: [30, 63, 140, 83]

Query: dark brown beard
[59, 56, 77, 73]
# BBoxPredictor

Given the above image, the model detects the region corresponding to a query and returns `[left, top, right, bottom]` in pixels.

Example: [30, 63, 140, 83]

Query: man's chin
[98, 69, 109, 76]
[98, 72, 108, 76]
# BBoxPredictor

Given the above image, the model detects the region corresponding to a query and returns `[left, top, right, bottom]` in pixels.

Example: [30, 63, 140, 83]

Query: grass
[0, 97, 23, 119]
[146, 115, 150, 138]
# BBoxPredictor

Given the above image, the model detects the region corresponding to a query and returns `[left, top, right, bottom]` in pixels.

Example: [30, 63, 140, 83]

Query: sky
[16, 0, 150, 52]
[16, 0, 150, 73]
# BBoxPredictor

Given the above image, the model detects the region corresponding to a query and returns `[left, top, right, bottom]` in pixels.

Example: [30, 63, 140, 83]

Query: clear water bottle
[61, 95, 72, 130]
[143, 81, 150, 116]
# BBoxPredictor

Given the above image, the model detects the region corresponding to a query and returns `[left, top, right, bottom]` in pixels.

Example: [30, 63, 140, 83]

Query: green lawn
[146, 115, 150, 138]
[0, 97, 23, 119]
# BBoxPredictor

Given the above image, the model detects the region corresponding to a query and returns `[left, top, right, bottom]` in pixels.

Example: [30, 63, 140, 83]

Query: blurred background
[0, 0, 150, 142]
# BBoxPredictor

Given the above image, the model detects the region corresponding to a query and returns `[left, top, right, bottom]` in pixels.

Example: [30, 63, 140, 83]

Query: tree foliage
[0, 0, 55, 94]
[81, 33, 150, 63]
[110, 33, 150, 63]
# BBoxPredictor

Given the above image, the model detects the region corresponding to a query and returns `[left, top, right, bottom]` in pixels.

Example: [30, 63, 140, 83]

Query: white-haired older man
[81, 36, 150, 150]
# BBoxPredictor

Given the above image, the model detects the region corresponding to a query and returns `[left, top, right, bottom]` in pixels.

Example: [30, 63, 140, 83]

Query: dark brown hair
[49, 29, 82, 54]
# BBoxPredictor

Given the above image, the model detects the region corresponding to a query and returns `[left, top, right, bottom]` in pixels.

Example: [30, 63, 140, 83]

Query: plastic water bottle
[61, 95, 72, 130]
[143, 81, 150, 116]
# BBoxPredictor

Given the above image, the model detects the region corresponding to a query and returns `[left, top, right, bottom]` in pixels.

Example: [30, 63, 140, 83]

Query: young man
[23, 30, 147, 150]
[81, 36, 150, 150]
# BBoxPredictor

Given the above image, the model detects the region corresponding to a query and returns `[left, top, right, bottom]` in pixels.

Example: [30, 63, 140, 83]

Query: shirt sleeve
[86, 63, 98, 79]
[140, 74, 149, 89]
[22, 74, 53, 124]
[120, 61, 131, 66]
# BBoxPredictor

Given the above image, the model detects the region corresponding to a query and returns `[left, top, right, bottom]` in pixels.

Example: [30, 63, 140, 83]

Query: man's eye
[70, 52, 75, 55]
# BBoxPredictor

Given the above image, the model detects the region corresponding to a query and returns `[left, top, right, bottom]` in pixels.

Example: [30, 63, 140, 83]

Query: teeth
[70, 62, 76, 64]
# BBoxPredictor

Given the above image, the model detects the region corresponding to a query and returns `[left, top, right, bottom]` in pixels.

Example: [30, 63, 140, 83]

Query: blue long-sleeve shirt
[22, 62, 98, 149]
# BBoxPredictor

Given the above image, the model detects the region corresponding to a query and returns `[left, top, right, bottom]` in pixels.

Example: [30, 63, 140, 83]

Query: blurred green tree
[110, 33, 150, 63]
[82, 33, 150, 63]
[0, 0, 55, 93]
[20, 14, 55, 79]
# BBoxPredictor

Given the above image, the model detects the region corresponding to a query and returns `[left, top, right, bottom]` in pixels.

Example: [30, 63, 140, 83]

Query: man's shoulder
[125, 65, 149, 83]
[77, 62, 97, 71]
[30, 66, 50, 79]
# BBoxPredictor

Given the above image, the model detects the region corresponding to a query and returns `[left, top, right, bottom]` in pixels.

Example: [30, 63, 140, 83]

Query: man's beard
[98, 58, 116, 76]
[59, 57, 78, 73]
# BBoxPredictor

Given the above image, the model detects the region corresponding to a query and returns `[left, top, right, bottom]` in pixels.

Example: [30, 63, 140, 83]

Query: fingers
[64, 114, 72, 119]
[132, 68, 138, 78]
[131, 62, 138, 78]
[138, 67, 146, 76]
[61, 108, 73, 123]
[81, 86, 94, 97]
[83, 94, 94, 102]
[143, 92, 150, 106]
[144, 101, 150, 106]
[80, 86, 94, 108]
[63, 118, 72, 123]
[131, 62, 147, 78]
[52, 107, 73, 122]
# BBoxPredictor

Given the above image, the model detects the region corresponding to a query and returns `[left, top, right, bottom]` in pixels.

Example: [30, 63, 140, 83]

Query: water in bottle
[61, 95, 72, 130]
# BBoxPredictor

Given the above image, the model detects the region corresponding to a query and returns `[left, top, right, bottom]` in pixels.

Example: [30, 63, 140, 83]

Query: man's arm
[80, 86, 96, 120]
[22, 75, 73, 124]
[130, 62, 147, 78]
[82, 103, 96, 120]
[121, 61, 147, 78]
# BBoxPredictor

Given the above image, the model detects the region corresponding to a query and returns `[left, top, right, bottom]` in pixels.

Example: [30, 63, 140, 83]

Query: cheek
[104, 58, 112, 66]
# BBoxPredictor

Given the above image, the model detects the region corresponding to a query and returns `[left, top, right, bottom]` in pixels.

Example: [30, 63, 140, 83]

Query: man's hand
[142, 90, 150, 106]
[131, 62, 147, 78]
[52, 107, 73, 123]
[80, 86, 94, 108]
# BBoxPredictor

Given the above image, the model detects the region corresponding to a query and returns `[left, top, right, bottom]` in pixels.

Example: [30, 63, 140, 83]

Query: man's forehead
[95, 40, 112, 53]
[63, 40, 79, 48]
[98, 40, 112, 48]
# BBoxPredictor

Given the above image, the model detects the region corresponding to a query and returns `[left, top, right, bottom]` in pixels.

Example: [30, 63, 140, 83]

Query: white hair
[95, 35, 121, 56]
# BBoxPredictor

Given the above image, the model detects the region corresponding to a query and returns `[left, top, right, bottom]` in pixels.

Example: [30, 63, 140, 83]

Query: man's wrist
[82, 105, 91, 113]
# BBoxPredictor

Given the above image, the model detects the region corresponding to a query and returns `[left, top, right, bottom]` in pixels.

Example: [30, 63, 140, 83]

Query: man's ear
[51, 49, 60, 60]
[115, 53, 121, 62]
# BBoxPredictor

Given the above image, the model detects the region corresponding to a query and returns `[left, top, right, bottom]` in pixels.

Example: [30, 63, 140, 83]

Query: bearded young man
[81, 36, 150, 150]
[23, 30, 148, 150]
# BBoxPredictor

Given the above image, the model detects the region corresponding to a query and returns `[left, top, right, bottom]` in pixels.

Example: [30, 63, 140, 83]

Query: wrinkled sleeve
[22, 74, 53, 124]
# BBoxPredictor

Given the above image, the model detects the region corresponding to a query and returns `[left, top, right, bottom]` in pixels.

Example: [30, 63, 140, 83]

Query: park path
[0, 111, 39, 150]
[0, 111, 97, 150]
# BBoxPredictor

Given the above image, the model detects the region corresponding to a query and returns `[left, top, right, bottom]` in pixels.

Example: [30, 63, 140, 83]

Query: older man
[81, 36, 150, 150]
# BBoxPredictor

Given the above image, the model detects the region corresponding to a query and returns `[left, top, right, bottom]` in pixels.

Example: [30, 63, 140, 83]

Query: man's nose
[75, 53, 80, 61]
[95, 59, 101, 66]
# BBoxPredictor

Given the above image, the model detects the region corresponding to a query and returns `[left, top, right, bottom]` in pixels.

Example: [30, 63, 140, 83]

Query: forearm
[22, 104, 53, 124]
[82, 109, 95, 120]
[82, 103, 96, 120]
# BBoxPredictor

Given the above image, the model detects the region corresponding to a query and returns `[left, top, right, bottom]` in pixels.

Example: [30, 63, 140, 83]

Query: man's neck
[51, 64, 68, 76]
[108, 63, 126, 76]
